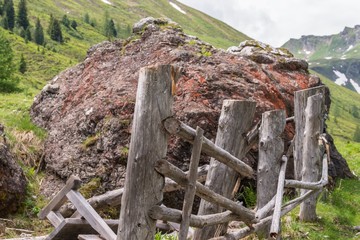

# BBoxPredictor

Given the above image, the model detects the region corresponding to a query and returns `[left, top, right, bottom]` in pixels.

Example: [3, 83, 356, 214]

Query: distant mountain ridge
[283, 25, 360, 93]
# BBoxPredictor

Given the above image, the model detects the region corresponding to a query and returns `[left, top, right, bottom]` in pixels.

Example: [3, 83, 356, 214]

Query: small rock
[43, 83, 60, 94]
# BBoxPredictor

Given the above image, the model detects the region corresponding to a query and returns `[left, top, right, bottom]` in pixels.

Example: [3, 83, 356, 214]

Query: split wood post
[256, 110, 286, 239]
[117, 65, 181, 240]
[299, 93, 324, 221]
[179, 126, 204, 240]
[294, 86, 325, 181]
[194, 100, 256, 240]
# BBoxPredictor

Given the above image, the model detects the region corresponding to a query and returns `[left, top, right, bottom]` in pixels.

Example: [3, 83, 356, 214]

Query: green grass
[277, 71, 360, 240]
[0, 1, 359, 239]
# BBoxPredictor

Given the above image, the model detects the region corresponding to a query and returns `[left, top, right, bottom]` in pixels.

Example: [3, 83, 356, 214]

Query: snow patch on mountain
[101, 0, 112, 5]
[333, 71, 360, 93]
[350, 79, 360, 93]
[346, 45, 354, 52]
[325, 57, 332, 60]
[333, 70, 348, 86]
[169, 2, 186, 14]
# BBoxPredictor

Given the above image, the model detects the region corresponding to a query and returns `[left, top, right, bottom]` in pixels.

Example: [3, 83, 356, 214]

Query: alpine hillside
[283, 25, 360, 94]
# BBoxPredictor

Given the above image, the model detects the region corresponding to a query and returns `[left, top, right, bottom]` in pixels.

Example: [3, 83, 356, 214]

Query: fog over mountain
[177, 0, 360, 47]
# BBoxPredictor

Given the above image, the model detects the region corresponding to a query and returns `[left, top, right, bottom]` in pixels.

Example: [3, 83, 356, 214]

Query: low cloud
[178, 0, 360, 47]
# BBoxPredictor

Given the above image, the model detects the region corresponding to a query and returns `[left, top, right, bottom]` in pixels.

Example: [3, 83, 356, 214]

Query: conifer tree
[49, 18, 63, 43]
[25, 27, 31, 41]
[104, 18, 117, 40]
[19, 54, 26, 74]
[71, 20, 77, 30]
[16, 0, 29, 30]
[47, 14, 54, 34]
[34, 18, 44, 45]
[84, 13, 90, 24]
[354, 125, 360, 142]
[3, 0, 15, 30]
[0, 31, 17, 91]
[61, 14, 70, 28]
[0, 0, 3, 16]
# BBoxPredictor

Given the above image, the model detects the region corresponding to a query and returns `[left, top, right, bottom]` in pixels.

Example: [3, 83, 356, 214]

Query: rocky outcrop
[31, 18, 347, 196]
[0, 124, 27, 217]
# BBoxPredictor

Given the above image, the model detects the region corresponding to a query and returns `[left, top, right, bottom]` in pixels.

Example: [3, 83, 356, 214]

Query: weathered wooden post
[256, 110, 286, 239]
[179, 126, 204, 240]
[194, 100, 256, 240]
[294, 86, 325, 181]
[117, 65, 180, 240]
[299, 93, 324, 221]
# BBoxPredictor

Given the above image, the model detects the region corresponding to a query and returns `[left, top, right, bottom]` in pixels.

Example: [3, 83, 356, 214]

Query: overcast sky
[177, 0, 360, 47]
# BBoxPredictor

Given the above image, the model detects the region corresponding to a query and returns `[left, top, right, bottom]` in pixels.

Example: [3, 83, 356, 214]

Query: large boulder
[0, 124, 27, 217]
[30, 18, 350, 196]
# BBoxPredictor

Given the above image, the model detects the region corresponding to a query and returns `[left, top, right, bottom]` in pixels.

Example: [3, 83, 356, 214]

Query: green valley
[0, 0, 359, 239]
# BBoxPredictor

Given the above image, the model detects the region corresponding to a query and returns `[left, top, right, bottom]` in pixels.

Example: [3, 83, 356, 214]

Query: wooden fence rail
[35, 65, 328, 240]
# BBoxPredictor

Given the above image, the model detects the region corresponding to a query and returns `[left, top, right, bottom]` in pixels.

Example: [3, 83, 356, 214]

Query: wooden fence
[38, 64, 329, 240]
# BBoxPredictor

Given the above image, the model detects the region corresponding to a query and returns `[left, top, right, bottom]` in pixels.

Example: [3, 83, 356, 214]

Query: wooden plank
[163, 117, 254, 178]
[179, 127, 204, 240]
[60, 165, 209, 217]
[194, 100, 256, 240]
[149, 205, 242, 228]
[66, 190, 116, 240]
[270, 155, 288, 238]
[78, 235, 103, 240]
[39, 175, 82, 219]
[45, 219, 118, 240]
[154, 159, 256, 226]
[299, 93, 324, 221]
[256, 110, 286, 239]
[294, 86, 325, 181]
[118, 65, 180, 240]
[46, 211, 64, 227]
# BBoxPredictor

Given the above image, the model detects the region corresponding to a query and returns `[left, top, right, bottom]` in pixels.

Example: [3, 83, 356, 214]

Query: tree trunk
[299, 93, 324, 221]
[256, 110, 286, 239]
[194, 100, 256, 240]
[117, 65, 180, 240]
[294, 86, 325, 180]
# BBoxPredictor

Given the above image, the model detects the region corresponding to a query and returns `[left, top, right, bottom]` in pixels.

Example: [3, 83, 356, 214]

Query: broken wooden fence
[39, 64, 329, 240]
[116, 65, 328, 240]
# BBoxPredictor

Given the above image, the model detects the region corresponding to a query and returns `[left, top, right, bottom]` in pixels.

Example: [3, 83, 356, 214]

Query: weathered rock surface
[30, 18, 350, 196]
[0, 124, 27, 217]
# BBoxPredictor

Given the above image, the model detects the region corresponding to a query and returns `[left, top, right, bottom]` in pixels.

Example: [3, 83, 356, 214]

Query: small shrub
[82, 134, 99, 148]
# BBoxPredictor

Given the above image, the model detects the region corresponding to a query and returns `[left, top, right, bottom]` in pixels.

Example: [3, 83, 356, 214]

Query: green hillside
[0, 0, 250, 135]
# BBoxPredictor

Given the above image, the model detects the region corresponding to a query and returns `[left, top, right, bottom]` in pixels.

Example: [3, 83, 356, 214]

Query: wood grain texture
[194, 100, 256, 239]
[117, 65, 179, 240]
[299, 93, 324, 221]
[294, 86, 325, 181]
[179, 127, 204, 240]
[163, 117, 254, 178]
[256, 110, 285, 239]
[154, 159, 256, 226]
[39, 175, 81, 219]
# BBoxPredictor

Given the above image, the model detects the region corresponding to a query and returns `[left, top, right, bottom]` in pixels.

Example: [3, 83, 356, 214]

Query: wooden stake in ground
[299, 93, 324, 221]
[117, 65, 180, 240]
[194, 100, 256, 240]
[256, 110, 286, 239]
[294, 86, 325, 181]
[179, 126, 204, 240]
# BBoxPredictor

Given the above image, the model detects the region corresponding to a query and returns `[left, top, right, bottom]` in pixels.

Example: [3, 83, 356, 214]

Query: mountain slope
[283, 25, 360, 93]
[0, 0, 251, 130]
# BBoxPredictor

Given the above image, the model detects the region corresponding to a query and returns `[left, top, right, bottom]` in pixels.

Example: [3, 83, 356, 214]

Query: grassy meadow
[0, 0, 359, 239]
